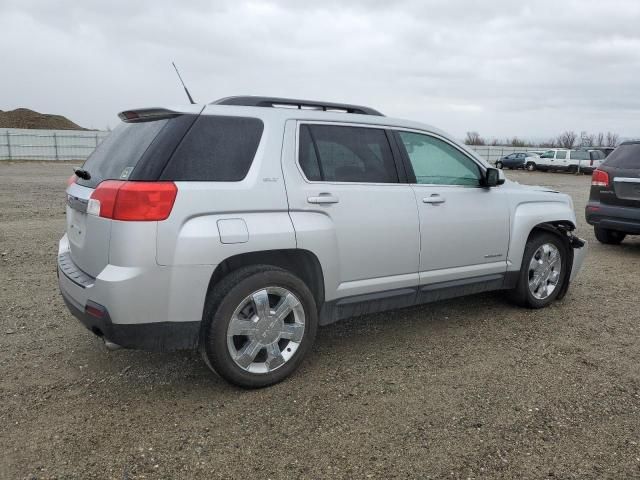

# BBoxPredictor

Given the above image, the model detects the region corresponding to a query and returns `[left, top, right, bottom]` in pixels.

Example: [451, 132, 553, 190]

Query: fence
[0, 128, 109, 161]
[467, 145, 540, 164]
[0, 128, 539, 164]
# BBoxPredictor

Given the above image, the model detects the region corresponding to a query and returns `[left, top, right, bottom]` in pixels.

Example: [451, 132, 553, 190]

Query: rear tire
[201, 265, 318, 388]
[594, 227, 626, 245]
[509, 232, 568, 309]
[526, 162, 536, 171]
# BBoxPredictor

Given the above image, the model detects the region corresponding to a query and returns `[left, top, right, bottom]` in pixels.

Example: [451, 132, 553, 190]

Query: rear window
[77, 120, 169, 188]
[604, 144, 640, 169]
[160, 116, 263, 181]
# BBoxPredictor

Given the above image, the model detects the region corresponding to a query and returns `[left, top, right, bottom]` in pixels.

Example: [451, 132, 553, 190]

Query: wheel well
[528, 221, 576, 243]
[206, 249, 325, 310]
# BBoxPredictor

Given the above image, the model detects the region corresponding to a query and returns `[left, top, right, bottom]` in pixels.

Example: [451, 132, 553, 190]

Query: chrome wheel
[226, 287, 305, 374]
[528, 243, 562, 300]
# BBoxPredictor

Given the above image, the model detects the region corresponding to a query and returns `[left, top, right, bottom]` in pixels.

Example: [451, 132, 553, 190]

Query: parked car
[495, 152, 539, 170]
[58, 96, 587, 388]
[532, 149, 604, 173]
[586, 141, 640, 244]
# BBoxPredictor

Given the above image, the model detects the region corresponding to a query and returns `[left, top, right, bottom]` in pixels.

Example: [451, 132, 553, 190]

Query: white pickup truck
[531, 149, 605, 174]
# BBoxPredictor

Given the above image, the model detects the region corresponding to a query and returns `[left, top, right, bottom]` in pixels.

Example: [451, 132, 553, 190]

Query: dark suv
[586, 141, 640, 244]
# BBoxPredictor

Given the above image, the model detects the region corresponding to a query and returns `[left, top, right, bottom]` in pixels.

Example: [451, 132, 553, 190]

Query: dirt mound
[0, 108, 86, 130]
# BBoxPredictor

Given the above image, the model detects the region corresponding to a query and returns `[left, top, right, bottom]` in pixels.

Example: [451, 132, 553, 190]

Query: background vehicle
[495, 152, 539, 170]
[536, 149, 604, 173]
[586, 141, 640, 244]
[57, 96, 587, 388]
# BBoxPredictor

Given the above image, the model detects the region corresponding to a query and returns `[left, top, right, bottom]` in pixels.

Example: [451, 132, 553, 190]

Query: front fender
[507, 200, 577, 272]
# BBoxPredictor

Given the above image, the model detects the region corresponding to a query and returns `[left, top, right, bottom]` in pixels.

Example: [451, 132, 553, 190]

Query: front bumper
[585, 201, 640, 234]
[569, 237, 588, 282]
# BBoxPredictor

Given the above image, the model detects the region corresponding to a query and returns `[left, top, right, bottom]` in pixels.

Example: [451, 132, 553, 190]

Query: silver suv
[58, 96, 587, 388]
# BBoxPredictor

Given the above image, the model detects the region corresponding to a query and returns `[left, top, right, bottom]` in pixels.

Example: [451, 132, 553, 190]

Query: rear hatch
[593, 142, 640, 207]
[65, 108, 200, 277]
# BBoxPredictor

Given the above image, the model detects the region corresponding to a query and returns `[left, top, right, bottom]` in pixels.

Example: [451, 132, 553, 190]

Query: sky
[1, 0, 639, 140]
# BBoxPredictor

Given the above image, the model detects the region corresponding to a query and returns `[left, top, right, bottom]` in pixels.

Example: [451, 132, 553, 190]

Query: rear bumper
[59, 285, 200, 351]
[585, 202, 640, 234]
[57, 234, 213, 351]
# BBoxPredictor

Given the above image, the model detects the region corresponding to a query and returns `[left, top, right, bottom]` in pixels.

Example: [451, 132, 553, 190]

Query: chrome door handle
[422, 195, 445, 204]
[307, 194, 339, 204]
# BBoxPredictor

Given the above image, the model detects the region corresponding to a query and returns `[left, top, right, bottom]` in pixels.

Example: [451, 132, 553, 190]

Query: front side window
[541, 150, 555, 158]
[556, 150, 567, 159]
[397, 131, 481, 186]
[298, 124, 398, 183]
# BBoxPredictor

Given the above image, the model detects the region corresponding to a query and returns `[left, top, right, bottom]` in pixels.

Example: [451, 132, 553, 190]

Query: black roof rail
[210, 96, 384, 116]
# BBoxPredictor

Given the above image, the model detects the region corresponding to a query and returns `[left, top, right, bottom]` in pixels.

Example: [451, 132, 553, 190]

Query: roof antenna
[172, 61, 196, 104]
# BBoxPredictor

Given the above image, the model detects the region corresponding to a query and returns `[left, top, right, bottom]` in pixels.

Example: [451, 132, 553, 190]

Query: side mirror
[484, 168, 503, 187]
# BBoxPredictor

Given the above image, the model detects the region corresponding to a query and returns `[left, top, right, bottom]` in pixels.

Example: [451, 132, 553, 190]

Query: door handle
[422, 194, 445, 205]
[307, 193, 339, 204]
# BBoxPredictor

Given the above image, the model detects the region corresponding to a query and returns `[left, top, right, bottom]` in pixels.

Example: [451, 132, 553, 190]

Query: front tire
[526, 162, 536, 171]
[509, 232, 568, 308]
[495, 161, 503, 169]
[594, 227, 626, 245]
[201, 265, 318, 388]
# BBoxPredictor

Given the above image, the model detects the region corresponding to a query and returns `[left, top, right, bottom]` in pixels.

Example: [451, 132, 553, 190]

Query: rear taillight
[88, 181, 177, 221]
[591, 169, 609, 187]
[66, 174, 77, 187]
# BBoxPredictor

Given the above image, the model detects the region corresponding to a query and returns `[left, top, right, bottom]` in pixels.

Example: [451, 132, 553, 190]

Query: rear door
[282, 121, 420, 300]
[66, 119, 172, 276]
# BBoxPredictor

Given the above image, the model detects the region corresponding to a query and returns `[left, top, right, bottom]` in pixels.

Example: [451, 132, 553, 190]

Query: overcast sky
[1, 0, 639, 139]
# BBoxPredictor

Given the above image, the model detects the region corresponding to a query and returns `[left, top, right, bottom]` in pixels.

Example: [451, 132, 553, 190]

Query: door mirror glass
[484, 168, 501, 187]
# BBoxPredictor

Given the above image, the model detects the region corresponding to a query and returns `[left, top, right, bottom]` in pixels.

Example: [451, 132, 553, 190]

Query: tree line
[464, 131, 620, 149]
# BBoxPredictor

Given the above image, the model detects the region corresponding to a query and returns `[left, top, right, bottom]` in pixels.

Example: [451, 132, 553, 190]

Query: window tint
[556, 150, 567, 159]
[78, 119, 169, 188]
[571, 150, 589, 161]
[541, 150, 555, 158]
[161, 116, 263, 181]
[516, 153, 526, 159]
[397, 132, 481, 186]
[604, 144, 640, 169]
[298, 124, 398, 183]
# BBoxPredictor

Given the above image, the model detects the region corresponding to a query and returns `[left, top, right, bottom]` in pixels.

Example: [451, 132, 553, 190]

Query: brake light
[591, 169, 609, 187]
[66, 174, 77, 187]
[88, 181, 178, 221]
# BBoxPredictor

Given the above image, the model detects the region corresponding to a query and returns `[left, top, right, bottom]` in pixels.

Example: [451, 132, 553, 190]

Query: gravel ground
[1, 162, 639, 480]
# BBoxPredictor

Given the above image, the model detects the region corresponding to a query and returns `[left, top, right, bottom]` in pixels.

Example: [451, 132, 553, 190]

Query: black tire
[509, 232, 568, 309]
[201, 265, 318, 388]
[594, 227, 626, 245]
[526, 162, 536, 171]
[568, 165, 578, 174]
[495, 161, 503, 169]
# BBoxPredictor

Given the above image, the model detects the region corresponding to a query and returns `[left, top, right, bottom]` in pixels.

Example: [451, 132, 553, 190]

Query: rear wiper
[73, 168, 91, 180]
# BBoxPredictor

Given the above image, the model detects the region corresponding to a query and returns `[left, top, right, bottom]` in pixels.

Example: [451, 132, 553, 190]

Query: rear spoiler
[118, 108, 183, 123]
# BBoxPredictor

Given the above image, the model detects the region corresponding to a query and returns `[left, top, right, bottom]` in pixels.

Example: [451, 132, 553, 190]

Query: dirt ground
[1, 162, 639, 480]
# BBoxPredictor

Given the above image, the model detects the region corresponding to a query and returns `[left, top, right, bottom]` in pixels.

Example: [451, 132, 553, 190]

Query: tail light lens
[88, 181, 178, 221]
[591, 169, 609, 187]
[66, 174, 77, 187]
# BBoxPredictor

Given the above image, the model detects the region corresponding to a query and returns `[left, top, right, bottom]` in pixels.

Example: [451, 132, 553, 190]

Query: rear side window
[571, 150, 589, 161]
[604, 144, 640, 169]
[78, 119, 169, 188]
[298, 124, 398, 183]
[556, 151, 567, 159]
[161, 116, 263, 181]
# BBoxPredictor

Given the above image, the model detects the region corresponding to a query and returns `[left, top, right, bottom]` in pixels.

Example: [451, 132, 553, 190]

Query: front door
[393, 130, 510, 286]
[282, 121, 420, 301]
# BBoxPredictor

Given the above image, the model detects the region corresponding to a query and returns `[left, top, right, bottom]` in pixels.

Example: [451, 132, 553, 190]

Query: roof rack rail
[210, 96, 384, 116]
